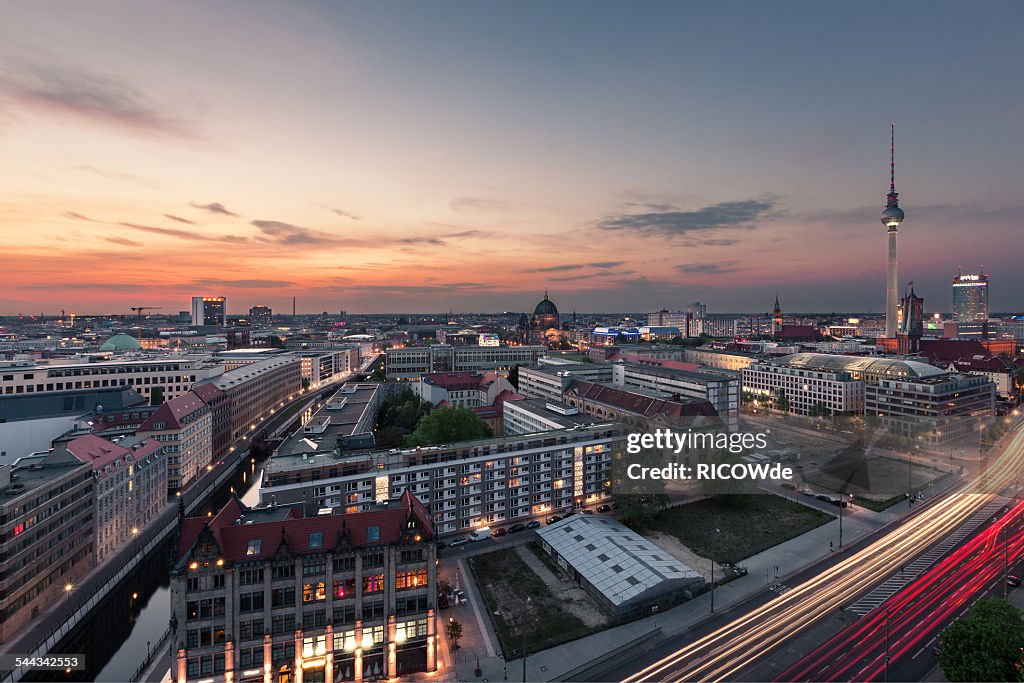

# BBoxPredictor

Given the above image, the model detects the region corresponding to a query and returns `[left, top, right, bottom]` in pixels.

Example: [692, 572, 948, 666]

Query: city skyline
[2, 1, 1023, 315]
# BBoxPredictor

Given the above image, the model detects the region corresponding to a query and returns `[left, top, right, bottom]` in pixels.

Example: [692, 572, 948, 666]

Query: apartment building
[0, 357, 222, 404]
[204, 356, 303, 446]
[866, 373, 995, 445]
[741, 359, 866, 416]
[60, 433, 167, 562]
[0, 451, 94, 643]
[261, 425, 622, 534]
[384, 345, 545, 380]
[139, 393, 213, 491]
[170, 491, 437, 683]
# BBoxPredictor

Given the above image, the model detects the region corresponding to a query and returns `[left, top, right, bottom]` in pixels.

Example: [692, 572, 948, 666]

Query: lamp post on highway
[710, 527, 720, 613]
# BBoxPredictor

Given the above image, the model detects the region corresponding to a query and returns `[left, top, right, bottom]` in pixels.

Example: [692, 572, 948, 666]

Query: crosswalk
[845, 500, 1006, 616]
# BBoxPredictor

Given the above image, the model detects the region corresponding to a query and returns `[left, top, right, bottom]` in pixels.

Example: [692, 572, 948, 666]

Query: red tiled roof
[421, 371, 495, 391]
[176, 490, 434, 564]
[192, 383, 225, 404]
[917, 339, 992, 363]
[140, 391, 209, 431]
[565, 380, 718, 418]
[65, 433, 162, 474]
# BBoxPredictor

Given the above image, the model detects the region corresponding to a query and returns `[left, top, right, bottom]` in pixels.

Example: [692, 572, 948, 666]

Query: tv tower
[881, 123, 905, 338]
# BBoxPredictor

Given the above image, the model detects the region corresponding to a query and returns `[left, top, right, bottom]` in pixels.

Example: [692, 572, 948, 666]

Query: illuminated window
[303, 582, 326, 603]
[395, 569, 428, 590]
[246, 539, 261, 556]
[363, 574, 385, 593]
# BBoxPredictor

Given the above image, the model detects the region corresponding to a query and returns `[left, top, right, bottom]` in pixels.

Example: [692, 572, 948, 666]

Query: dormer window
[246, 539, 262, 556]
[367, 526, 380, 542]
[309, 532, 323, 549]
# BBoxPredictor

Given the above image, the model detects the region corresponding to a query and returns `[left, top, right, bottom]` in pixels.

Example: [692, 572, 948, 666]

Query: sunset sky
[2, 1, 1022, 315]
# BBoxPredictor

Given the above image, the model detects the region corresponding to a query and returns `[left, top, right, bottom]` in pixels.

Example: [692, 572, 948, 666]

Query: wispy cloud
[63, 211, 95, 222]
[74, 164, 160, 188]
[250, 219, 357, 247]
[0, 59, 193, 138]
[451, 197, 509, 212]
[675, 262, 740, 274]
[323, 206, 360, 221]
[191, 202, 239, 217]
[104, 237, 142, 247]
[190, 278, 296, 289]
[164, 214, 194, 224]
[120, 222, 248, 243]
[597, 197, 780, 238]
[525, 260, 626, 273]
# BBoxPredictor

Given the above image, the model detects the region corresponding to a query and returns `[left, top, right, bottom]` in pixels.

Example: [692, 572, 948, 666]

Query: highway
[620, 426, 1024, 682]
[776, 496, 1024, 682]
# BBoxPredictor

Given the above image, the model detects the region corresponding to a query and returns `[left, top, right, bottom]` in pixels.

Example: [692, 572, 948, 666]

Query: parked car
[450, 537, 469, 547]
[597, 505, 611, 513]
[583, 509, 594, 515]
[469, 527, 492, 542]
[830, 498, 849, 508]
[526, 520, 541, 529]
[781, 482, 798, 491]
[817, 494, 832, 502]
[437, 541, 448, 549]
[546, 516, 562, 525]
[563, 510, 577, 518]
[508, 523, 527, 534]
[800, 488, 815, 497]
[1008, 575, 1022, 587]
[492, 527, 508, 538]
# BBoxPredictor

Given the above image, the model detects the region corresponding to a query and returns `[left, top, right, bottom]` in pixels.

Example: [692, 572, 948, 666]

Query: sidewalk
[442, 497, 902, 683]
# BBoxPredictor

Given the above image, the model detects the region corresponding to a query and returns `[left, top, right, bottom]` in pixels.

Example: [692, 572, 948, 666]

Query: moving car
[1008, 575, 1022, 587]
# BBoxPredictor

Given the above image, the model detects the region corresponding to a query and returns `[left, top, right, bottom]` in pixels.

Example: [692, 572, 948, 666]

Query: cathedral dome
[533, 293, 558, 317]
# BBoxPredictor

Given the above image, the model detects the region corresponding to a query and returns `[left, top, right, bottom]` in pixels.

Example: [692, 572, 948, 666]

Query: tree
[150, 386, 164, 406]
[368, 366, 387, 383]
[508, 364, 521, 391]
[405, 406, 492, 446]
[301, 378, 311, 391]
[809, 402, 830, 418]
[774, 390, 790, 414]
[611, 447, 670, 527]
[940, 599, 1024, 681]
[445, 619, 463, 651]
[268, 335, 285, 348]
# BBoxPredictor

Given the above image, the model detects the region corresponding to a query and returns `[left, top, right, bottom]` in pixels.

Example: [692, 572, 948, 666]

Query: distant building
[276, 383, 382, 457]
[897, 285, 924, 355]
[611, 363, 740, 429]
[170, 491, 439, 683]
[952, 270, 989, 323]
[139, 392, 213, 491]
[384, 345, 545, 380]
[249, 305, 272, 327]
[528, 292, 561, 345]
[59, 433, 167, 563]
[0, 451, 94, 644]
[518, 364, 615, 403]
[192, 296, 227, 328]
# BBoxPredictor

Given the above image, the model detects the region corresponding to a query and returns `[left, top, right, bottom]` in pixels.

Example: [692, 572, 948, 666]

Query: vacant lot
[805, 455, 947, 510]
[643, 495, 831, 564]
[471, 544, 606, 658]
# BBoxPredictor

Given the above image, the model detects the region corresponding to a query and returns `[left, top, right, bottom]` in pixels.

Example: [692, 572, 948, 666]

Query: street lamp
[710, 527, 720, 613]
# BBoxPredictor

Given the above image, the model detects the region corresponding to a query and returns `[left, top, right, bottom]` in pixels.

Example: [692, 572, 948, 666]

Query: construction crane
[130, 306, 163, 320]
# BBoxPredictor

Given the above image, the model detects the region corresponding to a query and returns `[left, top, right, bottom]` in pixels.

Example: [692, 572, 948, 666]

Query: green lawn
[470, 546, 600, 658]
[643, 495, 832, 564]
